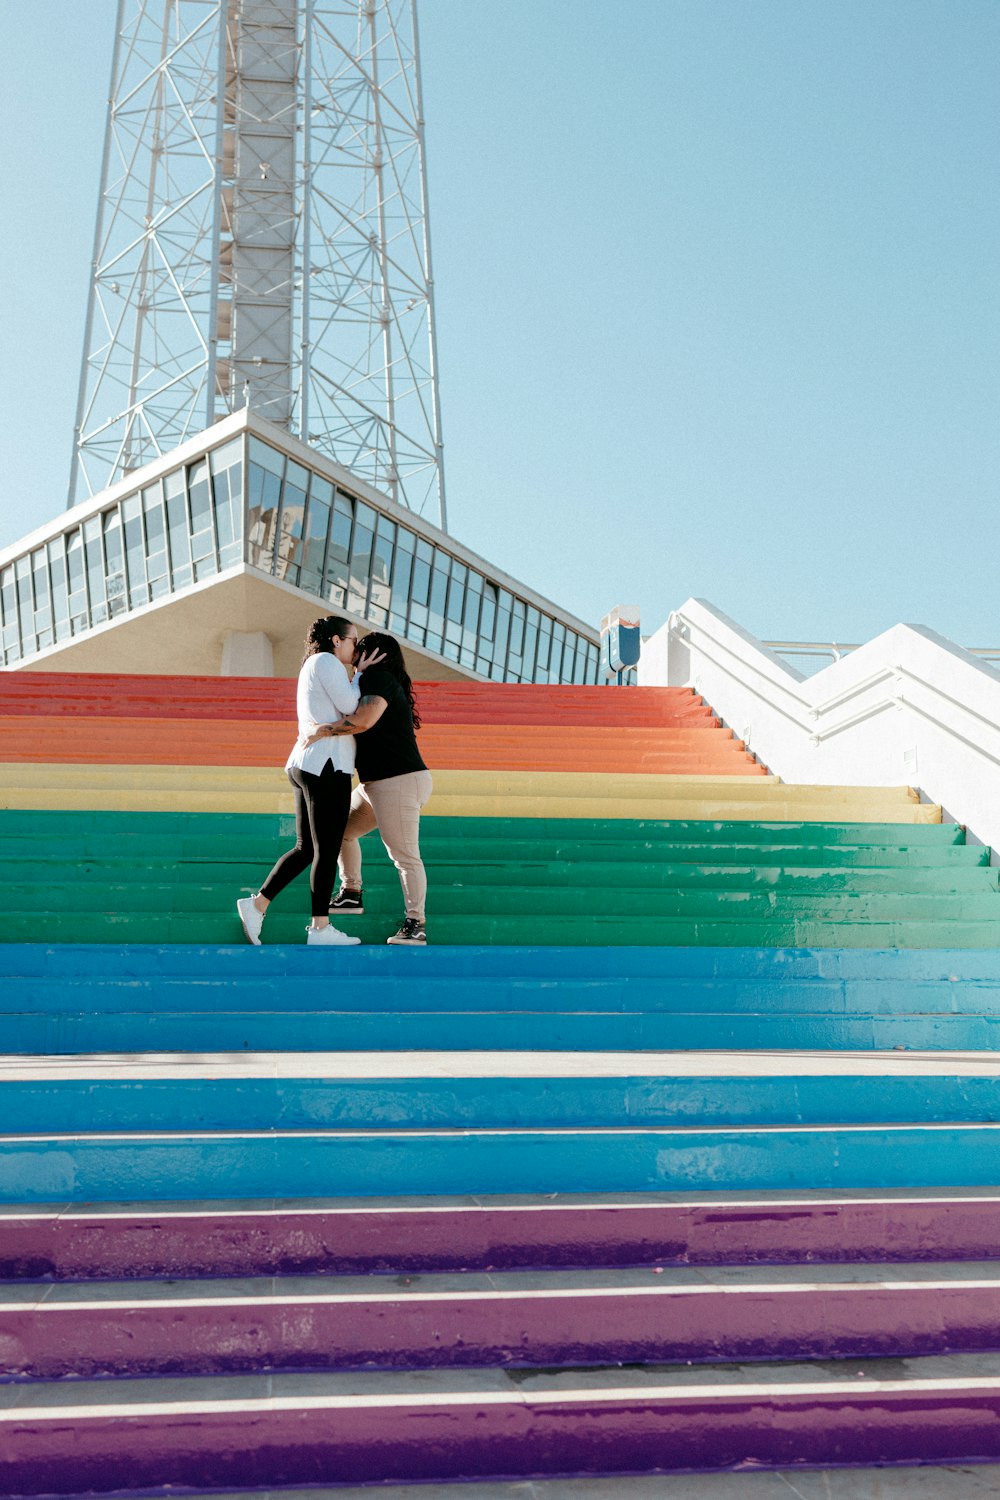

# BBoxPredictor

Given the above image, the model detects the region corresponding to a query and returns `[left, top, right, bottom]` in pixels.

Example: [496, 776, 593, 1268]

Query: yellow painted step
[425, 794, 942, 824]
[0, 762, 940, 824]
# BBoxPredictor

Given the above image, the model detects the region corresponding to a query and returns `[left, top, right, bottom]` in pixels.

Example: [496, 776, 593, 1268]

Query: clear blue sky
[2, 1, 998, 646]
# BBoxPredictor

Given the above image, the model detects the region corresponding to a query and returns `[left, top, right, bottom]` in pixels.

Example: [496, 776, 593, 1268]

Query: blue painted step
[2, 945, 999, 1053]
[7, 1071, 1000, 1134]
[5, 1122, 1000, 1203]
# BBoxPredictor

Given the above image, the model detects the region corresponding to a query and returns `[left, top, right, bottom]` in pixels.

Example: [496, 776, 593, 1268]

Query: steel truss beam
[71, 0, 446, 526]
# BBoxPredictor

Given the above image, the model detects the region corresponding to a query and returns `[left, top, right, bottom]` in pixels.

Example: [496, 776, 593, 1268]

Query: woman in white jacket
[236, 616, 383, 946]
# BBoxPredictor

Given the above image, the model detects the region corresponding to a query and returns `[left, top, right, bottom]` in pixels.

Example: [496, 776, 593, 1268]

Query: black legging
[259, 763, 352, 917]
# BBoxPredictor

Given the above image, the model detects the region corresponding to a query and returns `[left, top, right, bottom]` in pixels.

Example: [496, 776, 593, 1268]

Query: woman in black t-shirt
[304, 632, 432, 945]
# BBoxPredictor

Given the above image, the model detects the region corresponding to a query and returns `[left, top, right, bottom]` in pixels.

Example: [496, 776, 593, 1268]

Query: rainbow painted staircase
[3, 671, 1000, 1492]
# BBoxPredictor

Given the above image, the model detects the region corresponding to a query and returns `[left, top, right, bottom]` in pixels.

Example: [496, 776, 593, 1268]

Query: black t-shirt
[355, 667, 427, 783]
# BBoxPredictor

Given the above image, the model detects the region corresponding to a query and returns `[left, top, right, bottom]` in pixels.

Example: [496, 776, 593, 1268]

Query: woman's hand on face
[356, 646, 386, 672]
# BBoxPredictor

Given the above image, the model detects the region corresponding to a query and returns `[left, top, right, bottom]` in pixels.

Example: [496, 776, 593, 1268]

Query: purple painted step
[6, 1360, 1000, 1492]
[7, 1265, 1000, 1382]
[5, 1191, 1000, 1281]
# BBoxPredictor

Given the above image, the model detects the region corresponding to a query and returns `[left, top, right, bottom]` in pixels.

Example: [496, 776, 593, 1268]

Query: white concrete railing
[762, 640, 1000, 669]
[640, 598, 1000, 859]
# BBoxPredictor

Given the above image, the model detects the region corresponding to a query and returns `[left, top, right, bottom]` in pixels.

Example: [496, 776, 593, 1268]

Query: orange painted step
[1, 674, 715, 729]
[0, 717, 763, 775]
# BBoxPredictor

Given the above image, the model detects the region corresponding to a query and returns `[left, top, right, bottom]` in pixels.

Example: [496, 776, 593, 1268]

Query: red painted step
[2, 673, 718, 728]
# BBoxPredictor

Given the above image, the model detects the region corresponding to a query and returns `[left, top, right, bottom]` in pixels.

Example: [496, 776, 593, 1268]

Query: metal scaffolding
[70, 0, 446, 526]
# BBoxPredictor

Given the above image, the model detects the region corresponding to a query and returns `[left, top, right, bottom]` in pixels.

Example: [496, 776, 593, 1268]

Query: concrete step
[7, 1120, 1000, 1204]
[10, 878, 999, 917]
[6, 839, 989, 870]
[6, 1189, 999, 1282]
[8, 970, 1000, 1016]
[7, 1356, 1000, 1491]
[13, 858, 996, 893]
[41, 1471, 1000, 1499]
[0, 762, 940, 823]
[3, 673, 711, 727]
[6, 942, 998, 984]
[6, 1005, 1000, 1052]
[5, 1052, 1000, 1133]
[0, 808, 968, 846]
[0, 716, 764, 775]
[7, 909, 1000, 948]
[9, 1260, 1000, 1382]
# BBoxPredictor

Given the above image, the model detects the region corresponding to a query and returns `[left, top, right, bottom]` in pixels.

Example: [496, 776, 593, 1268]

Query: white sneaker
[306, 923, 361, 947]
[237, 896, 264, 946]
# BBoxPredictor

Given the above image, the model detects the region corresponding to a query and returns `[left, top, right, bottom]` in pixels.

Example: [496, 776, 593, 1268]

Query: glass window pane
[368, 516, 395, 626]
[509, 600, 525, 656]
[479, 584, 497, 643]
[389, 541, 412, 633]
[324, 495, 353, 608]
[444, 564, 465, 645]
[66, 529, 88, 632]
[492, 598, 511, 666]
[300, 491, 330, 599]
[446, 561, 466, 623]
[210, 436, 243, 471]
[347, 502, 374, 616]
[426, 552, 449, 653]
[573, 635, 587, 684]
[103, 510, 128, 617]
[310, 475, 334, 508]
[161, 470, 190, 590]
[536, 624, 552, 682]
[210, 459, 242, 570]
[143, 487, 170, 601]
[586, 642, 600, 683]
[122, 495, 148, 609]
[31, 549, 52, 646]
[248, 436, 285, 476]
[275, 466, 306, 585]
[0, 564, 20, 661]
[410, 548, 431, 606]
[522, 611, 538, 679]
[246, 459, 281, 572]
[48, 539, 69, 639]
[84, 517, 108, 624]
[15, 558, 33, 651]
[187, 459, 217, 582]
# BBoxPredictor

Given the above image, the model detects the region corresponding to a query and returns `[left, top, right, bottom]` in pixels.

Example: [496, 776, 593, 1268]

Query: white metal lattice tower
[70, 0, 447, 526]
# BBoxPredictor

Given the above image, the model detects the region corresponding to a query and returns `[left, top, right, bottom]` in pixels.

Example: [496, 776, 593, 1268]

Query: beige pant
[338, 770, 433, 921]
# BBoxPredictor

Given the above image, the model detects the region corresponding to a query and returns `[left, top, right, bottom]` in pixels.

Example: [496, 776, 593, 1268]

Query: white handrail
[766, 639, 1000, 665]
[642, 600, 1000, 857]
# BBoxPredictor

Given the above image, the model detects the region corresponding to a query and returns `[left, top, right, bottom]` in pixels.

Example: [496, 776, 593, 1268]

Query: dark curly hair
[357, 632, 421, 729]
[301, 615, 354, 665]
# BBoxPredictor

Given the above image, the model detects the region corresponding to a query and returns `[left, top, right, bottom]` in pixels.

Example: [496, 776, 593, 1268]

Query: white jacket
[284, 653, 361, 776]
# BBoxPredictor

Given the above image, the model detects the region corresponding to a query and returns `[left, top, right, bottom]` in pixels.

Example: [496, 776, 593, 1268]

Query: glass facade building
[1, 417, 600, 683]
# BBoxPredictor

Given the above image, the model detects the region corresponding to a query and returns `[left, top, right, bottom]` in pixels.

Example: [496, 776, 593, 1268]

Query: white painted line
[14, 1277, 1000, 1313]
[8, 1375, 1000, 1421]
[11, 1190, 1000, 1222]
[6, 1122, 1000, 1143]
[3, 1049, 1000, 1081]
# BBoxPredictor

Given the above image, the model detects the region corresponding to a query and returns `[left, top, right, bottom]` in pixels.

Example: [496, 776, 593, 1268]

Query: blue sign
[601, 606, 641, 680]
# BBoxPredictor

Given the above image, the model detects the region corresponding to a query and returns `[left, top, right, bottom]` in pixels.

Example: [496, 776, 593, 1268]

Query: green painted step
[5, 841, 990, 869]
[6, 878, 997, 920]
[12, 860, 997, 894]
[3, 910, 999, 947]
[0, 809, 970, 846]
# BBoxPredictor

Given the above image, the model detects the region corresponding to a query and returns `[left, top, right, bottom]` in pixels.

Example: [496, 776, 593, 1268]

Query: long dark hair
[358, 632, 421, 729]
[301, 615, 354, 666]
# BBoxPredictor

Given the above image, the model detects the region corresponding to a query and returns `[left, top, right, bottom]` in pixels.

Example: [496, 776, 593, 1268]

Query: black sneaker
[387, 917, 426, 946]
[330, 888, 364, 914]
